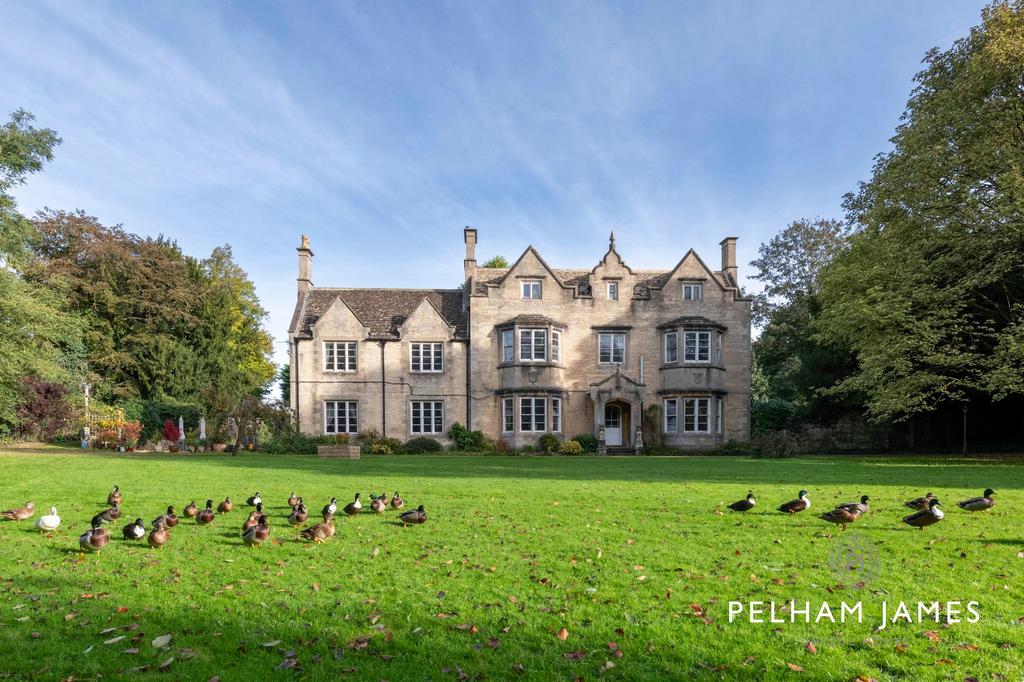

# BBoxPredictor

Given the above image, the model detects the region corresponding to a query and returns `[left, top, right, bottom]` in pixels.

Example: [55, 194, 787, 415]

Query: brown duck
[300, 513, 335, 543]
[242, 515, 270, 547]
[287, 492, 299, 508]
[819, 507, 860, 530]
[390, 492, 404, 510]
[778, 490, 810, 515]
[1, 501, 35, 521]
[904, 492, 934, 511]
[196, 499, 216, 525]
[902, 498, 944, 530]
[287, 502, 308, 526]
[107, 485, 122, 506]
[400, 505, 427, 525]
[79, 519, 110, 553]
[242, 503, 264, 533]
[217, 497, 233, 514]
[147, 519, 170, 549]
[152, 505, 179, 529]
[183, 501, 198, 518]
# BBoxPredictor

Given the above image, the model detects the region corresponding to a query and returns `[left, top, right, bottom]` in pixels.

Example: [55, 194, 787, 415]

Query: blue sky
[2, 0, 987, 368]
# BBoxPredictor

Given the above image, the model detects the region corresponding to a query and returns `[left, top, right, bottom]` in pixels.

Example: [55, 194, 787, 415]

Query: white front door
[604, 404, 622, 447]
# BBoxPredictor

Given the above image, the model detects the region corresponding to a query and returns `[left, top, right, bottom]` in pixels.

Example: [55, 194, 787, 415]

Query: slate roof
[290, 288, 467, 339]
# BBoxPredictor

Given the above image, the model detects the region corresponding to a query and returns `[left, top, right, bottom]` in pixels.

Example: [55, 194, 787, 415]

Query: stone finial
[299, 234, 311, 250]
[609, 230, 616, 249]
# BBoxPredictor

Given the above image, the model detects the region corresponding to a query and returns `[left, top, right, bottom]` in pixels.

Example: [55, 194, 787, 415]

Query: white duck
[35, 506, 61, 532]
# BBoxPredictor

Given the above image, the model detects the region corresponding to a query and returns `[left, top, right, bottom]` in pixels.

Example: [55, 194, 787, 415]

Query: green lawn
[0, 449, 1022, 680]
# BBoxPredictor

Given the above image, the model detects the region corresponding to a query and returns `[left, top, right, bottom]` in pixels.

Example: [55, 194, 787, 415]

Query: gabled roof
[290, 288, 467, 340]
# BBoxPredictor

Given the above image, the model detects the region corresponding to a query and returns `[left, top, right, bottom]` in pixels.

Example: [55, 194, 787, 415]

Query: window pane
[534, 398, 546, 432]
[412, 402, 421, 433]
[411, 344, 420, 372]
[599, 334, 611, 363]
[503, 399, 513, 432]
[502, 330, 514, 363]
[520, 398, 532, 431]
[552, 399, 561, 432]
[325, 401, 336, 433]
[534, 330, 546, 360]
[520, 329, 532, 360]
[552, 331, 560, 362]
[665, 333, 677, 362]
[433, 344, 443, 371]
[613, 334, 625, 363]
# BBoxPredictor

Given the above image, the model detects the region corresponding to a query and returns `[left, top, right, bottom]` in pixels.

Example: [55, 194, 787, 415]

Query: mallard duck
[819, 507, 859, 530]
[300, 513, 336, 543]
[400, 505, 427, 525]
[727, 493, 756, 512]
[343, 493, 362, 516]
[287, 492, 299, 508]
[370, 494, 386, 513]
[322, 497, 337, 517]
[778, 490, 811, 514]
[246, 492, 262, 507]
[94, 504, 121, 525]
[390, 492, 404, 510]
[217, 497, 233, 514]
[183, 501, 198, 518]
[35, 506, 61, 532]
[79, 519, 110, 553]
[242, 515, 270, 547]
[837, 495, 870, 515]
[107, 485, 122, 506]
[1, 501, 35, 521]
[241, 505, 263, 533]
[903, 498, 943, 530]
[122, 518, 146, 540]
[905, 492, 934, 510]
[152, 505, 179, 529]
[288, 503, 308, 526]
[958, 489, 995, 512]
[380, 492, 391, 507]
[147, 519, 170, 549]
[197, 500, 216, 525]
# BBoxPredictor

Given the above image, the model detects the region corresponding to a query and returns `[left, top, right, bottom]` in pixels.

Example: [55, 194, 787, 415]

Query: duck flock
[725, 488, 997, 529]
[0, 487, 427, 554]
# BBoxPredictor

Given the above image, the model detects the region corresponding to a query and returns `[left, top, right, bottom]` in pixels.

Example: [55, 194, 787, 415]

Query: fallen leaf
[104, 636, 125, 645]
[804, 641, 817, 654]
[557, 628, 569, 641]
[786, 662, 804, 672]
[159, 657, 174, 672]
[924, 630, 940, 642]
[115, 606, 128, 614]
[263, 640, 282, 647]
[563, 651, 586, 661]
[486, 638, 500, 649]
[151, 634, 172, 649]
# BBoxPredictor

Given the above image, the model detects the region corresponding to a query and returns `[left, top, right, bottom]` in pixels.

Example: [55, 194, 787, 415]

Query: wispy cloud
[1, 0, 987, 365]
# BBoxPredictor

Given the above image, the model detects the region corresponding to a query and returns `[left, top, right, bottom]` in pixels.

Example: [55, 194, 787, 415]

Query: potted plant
[210, 428, 228, 453]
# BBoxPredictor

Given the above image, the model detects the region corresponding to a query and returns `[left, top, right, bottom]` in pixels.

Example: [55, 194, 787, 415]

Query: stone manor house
[288, 229, 751, 451]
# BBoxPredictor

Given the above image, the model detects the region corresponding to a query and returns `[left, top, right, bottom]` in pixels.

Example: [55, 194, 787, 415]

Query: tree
[749, 218, 853, 409]
[278, 364, 290, 403]
[816, 0, 1024, 421]
[481, 255, 509, 268]
[26, 212, 275, 417]
[0, 110, 81, 435]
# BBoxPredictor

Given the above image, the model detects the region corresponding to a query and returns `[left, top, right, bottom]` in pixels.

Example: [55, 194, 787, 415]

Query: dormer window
[607, 282, 618, 300]
[683, 283, 703, 301]
[521, 280, 542, 299]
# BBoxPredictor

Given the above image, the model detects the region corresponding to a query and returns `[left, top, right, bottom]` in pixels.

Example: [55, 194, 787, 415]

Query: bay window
[519, 328, 547, 361]
[683, 331, 711, 362]
[520, 397, 546, 432]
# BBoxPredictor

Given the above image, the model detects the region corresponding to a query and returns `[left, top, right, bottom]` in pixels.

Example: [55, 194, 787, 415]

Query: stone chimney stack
[464, 226, 478, 283]
[297, 234, 314, 297]
[720, 236, 738, 286]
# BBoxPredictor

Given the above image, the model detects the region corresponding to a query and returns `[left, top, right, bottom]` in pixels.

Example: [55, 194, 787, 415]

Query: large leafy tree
[817, 1, 1024, 421]
[26, 212, 275, 412]
[750, 218, 853, 409]
[0, 110, 82, 433]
